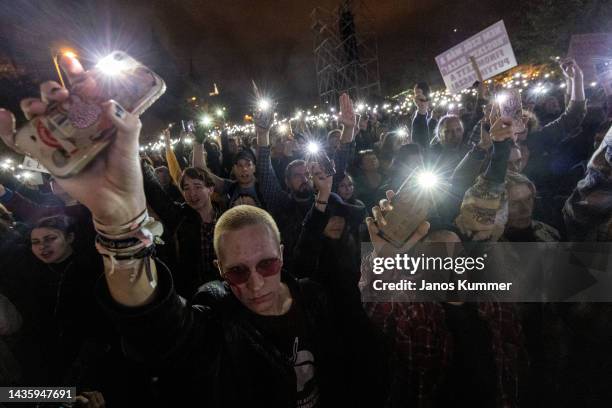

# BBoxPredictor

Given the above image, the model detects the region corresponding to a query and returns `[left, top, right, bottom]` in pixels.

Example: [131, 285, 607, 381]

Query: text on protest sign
[435, 20, 517, 94]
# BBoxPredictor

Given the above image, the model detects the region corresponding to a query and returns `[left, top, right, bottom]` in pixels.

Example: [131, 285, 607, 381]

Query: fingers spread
[385, 189, 395, 201]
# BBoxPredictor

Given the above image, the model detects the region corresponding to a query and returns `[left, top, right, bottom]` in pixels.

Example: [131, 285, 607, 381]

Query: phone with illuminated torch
[11, 51, 166, 178]
[497, 88, 525, 135]
[305, 141, 335, 177]
[376, 169, 435, 248]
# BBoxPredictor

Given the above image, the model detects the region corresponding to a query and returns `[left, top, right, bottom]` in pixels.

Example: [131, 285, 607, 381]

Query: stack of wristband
[94, 209, 164, 288]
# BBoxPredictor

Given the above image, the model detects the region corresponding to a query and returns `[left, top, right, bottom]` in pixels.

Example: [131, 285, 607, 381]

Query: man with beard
[256, 93, 356, 269]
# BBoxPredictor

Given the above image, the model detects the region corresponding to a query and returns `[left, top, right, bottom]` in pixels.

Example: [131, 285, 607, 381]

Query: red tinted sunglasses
[222, 257, 282, 285]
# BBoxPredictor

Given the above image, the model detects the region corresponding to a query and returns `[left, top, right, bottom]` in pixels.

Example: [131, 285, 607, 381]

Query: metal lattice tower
[311, 0, 381, 107]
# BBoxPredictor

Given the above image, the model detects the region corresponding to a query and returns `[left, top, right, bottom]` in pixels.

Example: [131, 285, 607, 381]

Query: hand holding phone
[0, 52, 159, 229]
[367, 189, 430, 256]
[8, 51, 165, 178]
[375, 173, 433, 248]
[497, 89, 525, 136]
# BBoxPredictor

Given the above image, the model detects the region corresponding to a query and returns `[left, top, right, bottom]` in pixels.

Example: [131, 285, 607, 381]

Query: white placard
[435, 20, 517, 94]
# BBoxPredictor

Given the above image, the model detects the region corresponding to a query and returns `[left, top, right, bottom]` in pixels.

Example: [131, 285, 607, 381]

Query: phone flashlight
[416, 170, 439, 189]
[257, 98, 272, 111]
[307, 141, 320, 154]
[96, 53, 129, 76]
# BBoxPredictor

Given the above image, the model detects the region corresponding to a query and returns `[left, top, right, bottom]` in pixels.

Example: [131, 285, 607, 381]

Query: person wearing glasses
[0, 56, 374, 407]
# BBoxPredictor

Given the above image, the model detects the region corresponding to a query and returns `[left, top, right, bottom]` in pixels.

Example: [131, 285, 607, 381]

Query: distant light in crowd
[396, 128, 407, 137]
[257, 98, 272, 111]
[201, 115, 213, 126]
[417, 171, 439, 189]
[590, 82, 597, 87]
[216, 108, 224, 117]
[307, 142, 320, 154]
[496, 93, 508, 105]
[277, 123, 288, 134]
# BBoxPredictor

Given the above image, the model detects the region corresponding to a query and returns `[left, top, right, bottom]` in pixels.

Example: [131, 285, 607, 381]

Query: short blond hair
[213, 205, 281, 257]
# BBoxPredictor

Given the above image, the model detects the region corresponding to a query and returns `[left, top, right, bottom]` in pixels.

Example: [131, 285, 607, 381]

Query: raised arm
[192, 140, 226, 192]
[455, 118, 513, 241]
[0, 56, 161, 307]
[333, 93, 356, 189]
[528, 59, 586, 153]
[254, 105, 292, 214]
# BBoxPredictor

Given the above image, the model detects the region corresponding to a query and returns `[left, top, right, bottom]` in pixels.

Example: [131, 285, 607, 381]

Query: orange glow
[62, 50, 77, 58]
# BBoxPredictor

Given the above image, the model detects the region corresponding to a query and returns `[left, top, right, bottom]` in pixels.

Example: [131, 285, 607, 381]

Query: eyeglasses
[222, 257, 282, 285]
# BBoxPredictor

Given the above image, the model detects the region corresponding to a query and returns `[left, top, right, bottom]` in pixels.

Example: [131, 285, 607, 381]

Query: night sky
[0, 0, 532, 128]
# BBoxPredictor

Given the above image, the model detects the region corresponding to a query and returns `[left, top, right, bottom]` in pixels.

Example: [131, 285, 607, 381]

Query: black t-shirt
[249, 299, 320, 408]
[438, 303, 497, 408]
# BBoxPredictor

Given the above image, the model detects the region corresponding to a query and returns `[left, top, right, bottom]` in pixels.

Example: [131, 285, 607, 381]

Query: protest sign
[567, 33, 612, 83]
[435, 20, 517, 94]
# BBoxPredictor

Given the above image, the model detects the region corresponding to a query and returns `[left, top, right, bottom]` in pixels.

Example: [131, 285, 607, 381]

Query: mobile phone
[12, 51, 166, 178]
[318, 151, 336, 177]
[498, 89, 525, 134]
[377, 172, 432, 248]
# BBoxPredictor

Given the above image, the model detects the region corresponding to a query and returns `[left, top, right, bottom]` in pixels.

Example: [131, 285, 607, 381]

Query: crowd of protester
[0, 52, 610, 408]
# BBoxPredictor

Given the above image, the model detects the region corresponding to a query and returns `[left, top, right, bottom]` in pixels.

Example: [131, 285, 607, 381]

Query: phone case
[377, 176, 432, 248]
[499, 89, 525, 134]
[14, 51, 166, 178]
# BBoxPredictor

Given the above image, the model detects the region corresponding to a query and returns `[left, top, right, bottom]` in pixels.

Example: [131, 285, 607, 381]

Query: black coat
[97, 263, 351, 407]
[293, 204, 389, 407]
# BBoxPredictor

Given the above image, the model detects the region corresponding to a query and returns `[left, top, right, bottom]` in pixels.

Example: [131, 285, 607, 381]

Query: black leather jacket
[97, 263, 349, 407]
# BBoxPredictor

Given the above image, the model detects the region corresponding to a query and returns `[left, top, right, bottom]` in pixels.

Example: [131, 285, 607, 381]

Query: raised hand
[252, 80, 276, 131]
[366, 190, 430, 257]
[338, 93, 356, 128]
[560, 58, 583, 81]
[308, 161, 333, 198]
[489, 117, 514, 143]
[0, 54, 145, 226]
